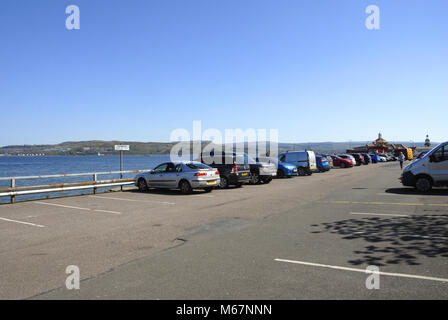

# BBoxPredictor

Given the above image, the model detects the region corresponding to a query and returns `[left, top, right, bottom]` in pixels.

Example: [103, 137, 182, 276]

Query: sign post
[114, 145, 130, 190]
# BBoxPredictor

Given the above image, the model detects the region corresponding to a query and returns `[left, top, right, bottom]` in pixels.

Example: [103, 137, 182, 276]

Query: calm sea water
[0, 155, 170, 204]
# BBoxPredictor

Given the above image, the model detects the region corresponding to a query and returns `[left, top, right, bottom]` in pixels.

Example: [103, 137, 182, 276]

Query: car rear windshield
[186, 163, 211, 170]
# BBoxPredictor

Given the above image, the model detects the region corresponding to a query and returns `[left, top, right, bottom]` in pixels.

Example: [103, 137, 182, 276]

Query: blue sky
[0, 0, 447, 146]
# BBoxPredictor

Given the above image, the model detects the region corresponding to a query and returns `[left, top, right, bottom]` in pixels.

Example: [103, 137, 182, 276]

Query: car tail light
[231, 165, 238, 173]
[194, 172, 207, 176]
[215, 171, 219, 175]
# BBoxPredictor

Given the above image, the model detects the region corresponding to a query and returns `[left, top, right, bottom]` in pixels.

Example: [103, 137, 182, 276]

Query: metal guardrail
[0, 169, 151, 204]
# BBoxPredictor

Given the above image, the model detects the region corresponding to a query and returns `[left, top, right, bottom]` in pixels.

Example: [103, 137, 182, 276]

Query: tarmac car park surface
[0, 162, 447, 299]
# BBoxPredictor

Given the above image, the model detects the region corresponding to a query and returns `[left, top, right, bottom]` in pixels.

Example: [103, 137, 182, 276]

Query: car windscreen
[236, 154, 252, 164]
[253, 156, 277, 164]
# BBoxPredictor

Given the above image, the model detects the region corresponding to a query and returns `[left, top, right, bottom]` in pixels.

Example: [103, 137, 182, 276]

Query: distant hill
[0, 141, 180, 156]
[0, 140, 435, 156]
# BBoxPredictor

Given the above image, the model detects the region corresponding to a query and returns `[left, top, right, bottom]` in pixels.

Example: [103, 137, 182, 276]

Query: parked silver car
[247, 155, 277, 184]
[135, 161, 220, 194]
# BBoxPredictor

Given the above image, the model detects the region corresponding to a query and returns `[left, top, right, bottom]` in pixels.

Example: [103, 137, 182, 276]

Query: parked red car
[330, 155, 354, 168]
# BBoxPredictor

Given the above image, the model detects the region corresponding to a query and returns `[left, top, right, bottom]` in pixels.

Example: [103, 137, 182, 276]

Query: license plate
[241, 173, 248, 176]
[207, 181, 216, 185]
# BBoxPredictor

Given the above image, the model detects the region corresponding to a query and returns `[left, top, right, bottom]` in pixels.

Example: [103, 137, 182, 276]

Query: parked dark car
[199, 152, 251, 188]
[361, 153, 371, 165]
[349, 153, 364, 166]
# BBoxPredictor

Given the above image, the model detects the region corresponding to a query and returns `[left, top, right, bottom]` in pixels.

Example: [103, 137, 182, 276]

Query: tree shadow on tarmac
[385, 187, 448, 196]
[311, 215, 448, 266]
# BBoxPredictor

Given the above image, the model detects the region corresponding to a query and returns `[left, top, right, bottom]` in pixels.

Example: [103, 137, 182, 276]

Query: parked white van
[401, 141, 448, 192]
[278, 151, 317, 176]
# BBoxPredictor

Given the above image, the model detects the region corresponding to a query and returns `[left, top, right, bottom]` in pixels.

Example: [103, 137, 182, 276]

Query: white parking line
[37, 202, 91, 211]
[37, 201, 122, 215]
[275, 259, 448, 283]
[350, 212, 410, 217]
[93, 209, 122, 215]
[89, 195, 175, 205]
[0, 217, 45, 228]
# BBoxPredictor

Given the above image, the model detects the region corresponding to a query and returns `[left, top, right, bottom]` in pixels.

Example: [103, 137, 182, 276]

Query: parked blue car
[257, 156, 298, 178]
[369, 153, 380, 163]
[316, 155, 331, 172]
[277, 161, 299, 177]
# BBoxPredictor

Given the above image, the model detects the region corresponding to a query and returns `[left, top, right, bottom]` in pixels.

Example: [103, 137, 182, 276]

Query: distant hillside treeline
[0, 140, 432, 156]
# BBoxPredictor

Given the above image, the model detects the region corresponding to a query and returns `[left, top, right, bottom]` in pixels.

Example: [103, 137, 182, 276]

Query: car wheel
[250, 173, 260, 184]
[204, 187, 213, 193]
[297, 167, 306, 176]
[219, 176, 229, 189]
[277, 169, 285, 178]
[137, 178, 148, 192]
[415, 177, 432, 193]
[179, 180, 193, 194]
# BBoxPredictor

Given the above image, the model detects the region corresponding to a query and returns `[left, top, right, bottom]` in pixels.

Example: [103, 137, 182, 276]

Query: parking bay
[1, 162, 447, 299]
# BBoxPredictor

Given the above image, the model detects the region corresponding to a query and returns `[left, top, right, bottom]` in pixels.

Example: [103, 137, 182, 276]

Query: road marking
[37, 202, 90, 211]
[322, 200, 448, 207]
[275, 259, 448, 283]
[93, 209, 122, 215]
[90, 195, 175, 205]
[0, 217, 45, 228]
[350, 212, 410, 217]
[37, 201, 121, 215]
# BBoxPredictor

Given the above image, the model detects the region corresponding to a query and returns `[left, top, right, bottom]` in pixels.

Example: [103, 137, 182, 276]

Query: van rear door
[307, 151, 317, 170]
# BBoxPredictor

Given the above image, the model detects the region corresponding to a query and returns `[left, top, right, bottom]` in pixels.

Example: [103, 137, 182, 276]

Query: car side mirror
[429, 155, 436, 163]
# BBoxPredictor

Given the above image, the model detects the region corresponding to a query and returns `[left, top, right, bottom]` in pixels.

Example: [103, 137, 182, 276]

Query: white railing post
[93, 174, 97, 194]
[11, 178, 15, 204]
